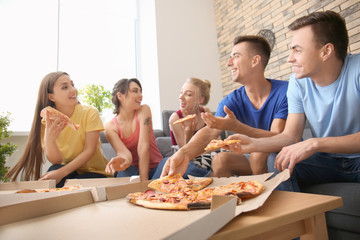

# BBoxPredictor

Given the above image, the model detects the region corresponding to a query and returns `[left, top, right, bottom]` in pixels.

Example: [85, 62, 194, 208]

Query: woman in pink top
[104, 78, 165, 181]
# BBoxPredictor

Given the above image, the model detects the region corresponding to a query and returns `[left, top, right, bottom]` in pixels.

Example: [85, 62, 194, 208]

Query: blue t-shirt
[215, 79, 288, 131]
[287, 53, 360, 158]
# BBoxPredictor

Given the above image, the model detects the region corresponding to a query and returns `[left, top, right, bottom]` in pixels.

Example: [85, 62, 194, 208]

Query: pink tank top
[112, 112, 162, 169]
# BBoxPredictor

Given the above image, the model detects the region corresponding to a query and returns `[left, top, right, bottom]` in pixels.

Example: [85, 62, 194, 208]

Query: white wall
[4, 0, 223, 173]
[152, 0, 222, 129]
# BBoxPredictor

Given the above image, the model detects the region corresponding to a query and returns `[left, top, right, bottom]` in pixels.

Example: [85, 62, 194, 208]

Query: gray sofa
[100, 110, 360, 240]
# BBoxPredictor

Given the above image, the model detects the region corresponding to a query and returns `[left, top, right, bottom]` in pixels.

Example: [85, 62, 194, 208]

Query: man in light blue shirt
[225, 11, 360, 191]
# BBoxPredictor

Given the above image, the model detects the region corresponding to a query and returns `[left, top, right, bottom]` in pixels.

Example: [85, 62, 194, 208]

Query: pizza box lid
[0, 180, 56, 191]
[64, 176, 140, 187]
[0, 170, 289, 239]
[0, 188, 96, 226]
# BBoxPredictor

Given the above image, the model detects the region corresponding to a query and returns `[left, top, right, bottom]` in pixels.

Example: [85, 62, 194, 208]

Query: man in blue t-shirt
[160, 35, 288, 177]
[225, 11, 360, 191]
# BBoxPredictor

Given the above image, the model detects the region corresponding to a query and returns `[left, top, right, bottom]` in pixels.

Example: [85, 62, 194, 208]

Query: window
[0, 0, 137, 132]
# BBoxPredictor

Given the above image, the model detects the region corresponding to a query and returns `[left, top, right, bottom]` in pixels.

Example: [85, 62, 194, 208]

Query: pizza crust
[204, 139, 241, 151]
[40, 106, 80, 130]
[173, 114, 196, 124]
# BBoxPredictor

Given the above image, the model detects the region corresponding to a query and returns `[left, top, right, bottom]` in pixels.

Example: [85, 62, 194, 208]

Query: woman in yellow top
[6, 71, 111, 187]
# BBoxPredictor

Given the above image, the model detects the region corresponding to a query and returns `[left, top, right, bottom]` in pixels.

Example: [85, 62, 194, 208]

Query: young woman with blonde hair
[166, 77, 214, 175]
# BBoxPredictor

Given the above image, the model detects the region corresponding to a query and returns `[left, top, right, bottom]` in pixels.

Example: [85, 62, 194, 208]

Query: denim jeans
[267, 152, 360, 192]
[151, 157, 211, 179]
[116, 157, 170, 179]
[47, 164, 107, 188]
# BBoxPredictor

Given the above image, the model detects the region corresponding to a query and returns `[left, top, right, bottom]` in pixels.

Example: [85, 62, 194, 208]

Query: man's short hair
[233, 35, 271, 69]
[288, 11, 348, 61]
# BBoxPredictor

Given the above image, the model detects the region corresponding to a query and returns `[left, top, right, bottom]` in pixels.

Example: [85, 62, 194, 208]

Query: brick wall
[213, 0, 360, 96]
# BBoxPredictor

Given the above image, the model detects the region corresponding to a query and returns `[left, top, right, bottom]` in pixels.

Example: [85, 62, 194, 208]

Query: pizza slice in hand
[40, 106, 80, 130]
[173, 114, 196, 124]
[204, 139, 241, 151]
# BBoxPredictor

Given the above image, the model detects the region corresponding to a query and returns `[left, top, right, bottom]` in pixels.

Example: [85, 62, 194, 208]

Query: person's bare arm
[161, 126, 222, 177]
[40, 130, 100, 184]
[226, 113, 305, 154]
[169, 113, 197, 148]
[203, 105, 281, 138]
[276, 123, 360, 173]
[248, 117, 286, 174]
[137, 105, 152, 181]
[104, 121, 133, 175]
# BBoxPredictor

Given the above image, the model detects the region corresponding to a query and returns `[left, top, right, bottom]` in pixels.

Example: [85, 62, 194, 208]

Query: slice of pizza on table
[40, 106, 79, 130]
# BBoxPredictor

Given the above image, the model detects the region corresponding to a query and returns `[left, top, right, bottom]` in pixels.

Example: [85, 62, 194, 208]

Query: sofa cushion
[162, 110, 175, 136]
[101, 143, 116, 161]
[301, 182, 360, 233]
[156, 136, 173, 158]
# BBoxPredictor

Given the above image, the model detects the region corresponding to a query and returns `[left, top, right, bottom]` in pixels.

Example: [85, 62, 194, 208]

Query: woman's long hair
[6, 72, 69, 181]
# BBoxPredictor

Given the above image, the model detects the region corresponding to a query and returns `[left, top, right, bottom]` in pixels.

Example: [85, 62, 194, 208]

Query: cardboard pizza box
[0, 180, 56, 191]
[0, 180, 105, 226]
[64, 176, 140, 202]
[64, 176, 140, 187]
[0, 170, 290, 240]
[0, 190, 95, 226]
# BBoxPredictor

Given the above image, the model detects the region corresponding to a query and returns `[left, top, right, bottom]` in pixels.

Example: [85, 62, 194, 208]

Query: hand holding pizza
[43, 111, 67, 141]
[202, 105, 238, 131]
[182, 116, 197, 140]
[221, 134, 253, 154]
[106, 156, 132, 174]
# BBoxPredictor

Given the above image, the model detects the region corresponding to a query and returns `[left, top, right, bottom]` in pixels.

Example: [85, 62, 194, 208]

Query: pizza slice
[40, 106, 80, 130]
[15, 185, 81, 193]
[148, 174, 213, 193]
[204, 139, 241, 151]
[185, 177, 213, 191]
[126, 189, 198, 210]
[187, 186, 242, 209]
[224, 180, 264, 199]
[148, 174, 191, 193]
[173, 114, 196, 124]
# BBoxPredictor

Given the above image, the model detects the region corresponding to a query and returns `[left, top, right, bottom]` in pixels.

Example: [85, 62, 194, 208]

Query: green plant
[78, 84, 113, 114]
[0, 112, 17, 182]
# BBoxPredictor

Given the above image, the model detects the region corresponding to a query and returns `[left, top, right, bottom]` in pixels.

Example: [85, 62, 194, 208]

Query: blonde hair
[186, 77, 211, 105]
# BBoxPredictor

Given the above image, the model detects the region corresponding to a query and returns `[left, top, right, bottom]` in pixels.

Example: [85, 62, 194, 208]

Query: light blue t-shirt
[215, 79, 288, 131]
[287, 53, 360, 158]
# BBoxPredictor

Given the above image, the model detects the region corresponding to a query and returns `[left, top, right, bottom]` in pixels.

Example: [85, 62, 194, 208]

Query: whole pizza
[126, 174, 264, 210]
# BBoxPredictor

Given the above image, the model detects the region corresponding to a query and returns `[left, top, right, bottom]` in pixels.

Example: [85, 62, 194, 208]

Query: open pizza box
[0, 179, 106, 226]
[0, 179, 56, 191]
[0, 170, 290, 240]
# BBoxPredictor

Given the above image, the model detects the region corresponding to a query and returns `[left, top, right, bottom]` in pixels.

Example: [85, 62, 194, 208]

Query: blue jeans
[116, 157, 170, 179]
[151, 157, 211, 179]
[267, 152, 360, 192]
[47, 164, 107, 188]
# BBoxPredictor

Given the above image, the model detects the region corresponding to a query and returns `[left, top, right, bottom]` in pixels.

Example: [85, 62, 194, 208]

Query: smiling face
[120, 81, 143, 110]
[48, 75, 78, 108]
[287, 26, 324, 79]
[227, 42, 254, 84]
[179, 82, 201, 113]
